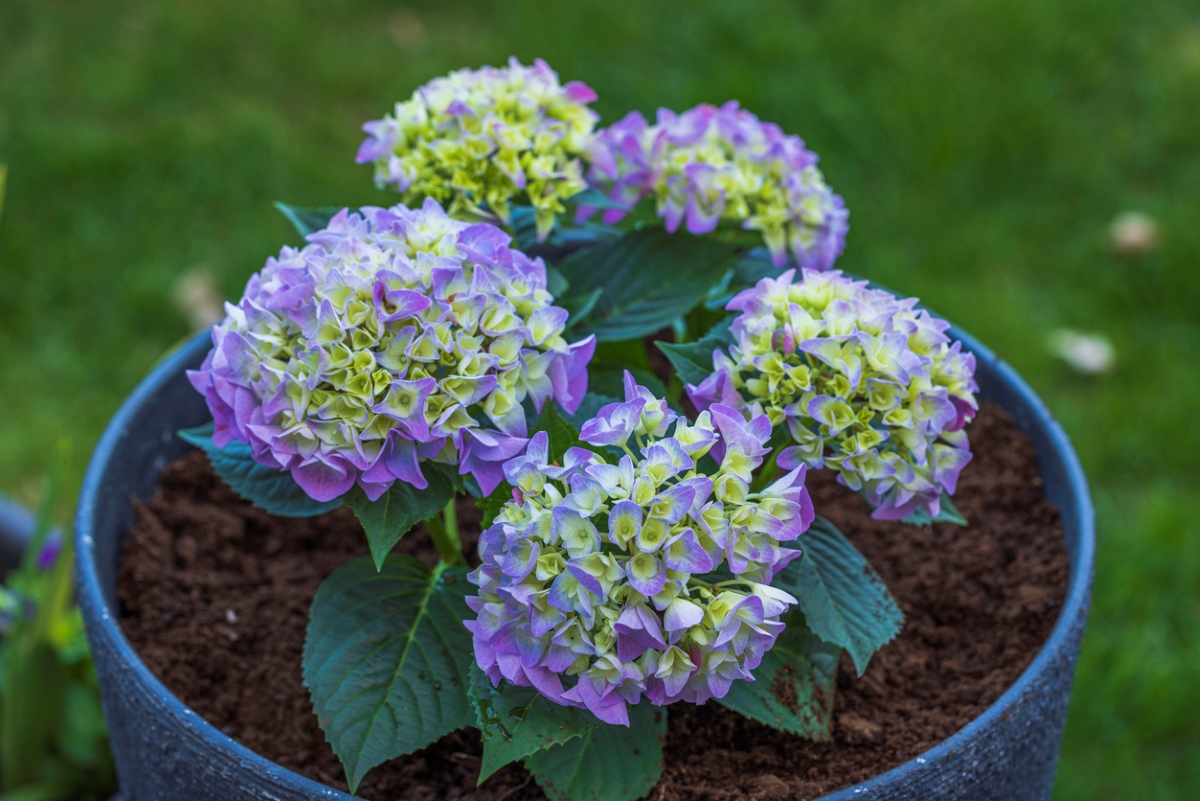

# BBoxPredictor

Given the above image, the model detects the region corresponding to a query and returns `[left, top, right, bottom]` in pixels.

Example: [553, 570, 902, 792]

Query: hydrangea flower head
[357, 58, 599, 241]
[466, 373, 814, 725]
[581, 102, 848, 270]
[188, 199, 595, 502]
[689, 269, 977, 521]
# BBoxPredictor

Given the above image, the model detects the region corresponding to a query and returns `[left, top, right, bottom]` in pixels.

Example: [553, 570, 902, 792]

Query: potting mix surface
[118, 402, 1068, 801]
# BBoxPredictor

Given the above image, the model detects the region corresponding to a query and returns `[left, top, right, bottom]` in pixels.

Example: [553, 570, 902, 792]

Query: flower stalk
[425, 500, 465, 566]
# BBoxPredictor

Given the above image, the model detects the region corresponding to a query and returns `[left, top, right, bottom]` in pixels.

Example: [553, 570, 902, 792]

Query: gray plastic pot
[76, 323, 1093, 801]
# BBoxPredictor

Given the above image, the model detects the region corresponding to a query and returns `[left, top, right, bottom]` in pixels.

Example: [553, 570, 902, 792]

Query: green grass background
[1, 0, 1197, 797]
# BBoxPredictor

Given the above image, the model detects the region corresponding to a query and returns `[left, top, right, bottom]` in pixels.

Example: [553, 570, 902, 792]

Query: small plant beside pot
[0, 451, 116, 801]
[174, 59, 996, 801]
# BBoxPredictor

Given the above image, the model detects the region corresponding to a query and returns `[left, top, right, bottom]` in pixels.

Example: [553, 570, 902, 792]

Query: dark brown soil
[118, 402, 1067, 801]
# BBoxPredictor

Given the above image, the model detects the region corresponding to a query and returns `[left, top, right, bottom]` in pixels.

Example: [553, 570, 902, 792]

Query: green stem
[426, 499, 465, 566]
[749, 450, 781, 494]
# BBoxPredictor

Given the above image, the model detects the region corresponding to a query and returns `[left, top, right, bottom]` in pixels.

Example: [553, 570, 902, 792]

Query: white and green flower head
[188, 199, 595, 503]
[357, 58, 599, 241]
[689, 269, 977, 521]
[466, 373, 815, 725]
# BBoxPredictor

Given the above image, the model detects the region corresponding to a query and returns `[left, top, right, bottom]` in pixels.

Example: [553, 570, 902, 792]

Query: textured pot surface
[77, 325, 1093, 801]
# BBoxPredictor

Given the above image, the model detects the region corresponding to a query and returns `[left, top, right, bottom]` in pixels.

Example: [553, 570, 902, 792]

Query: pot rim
[75, 324, 1094, 800]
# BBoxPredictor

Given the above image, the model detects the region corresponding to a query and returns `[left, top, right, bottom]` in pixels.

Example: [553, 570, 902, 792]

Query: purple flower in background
[687, 268, 977, 521]
[35, 532, 63, 571]
[581, 102, 849, 270]
[188, 199, 595, 502]
[466, 374, 814, 725]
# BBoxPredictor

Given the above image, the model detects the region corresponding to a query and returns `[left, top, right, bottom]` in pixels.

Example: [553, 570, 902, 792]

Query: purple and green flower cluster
[466, 373, 814, 725]
[357, 58, 599, 241]
[690, 269, 977, 521]
[188, 199, 595, 502]
[581, 102, 848, 270]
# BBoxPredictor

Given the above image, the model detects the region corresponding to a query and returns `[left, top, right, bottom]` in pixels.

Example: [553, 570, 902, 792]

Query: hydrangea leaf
[655, 319, 737, 387]
[477, 481, 514, 530]
[523, 702, 667, 801]
[511, 208, 621, 253]
[587, 367, 666, 400]
[546, 264, 571, 297]
[426, 460, 479, 498]
[703, 251, 779, 310]
[716, 612, 839, 739]
[561, 287, 604, 330]
[531, 402, 585, 464]
[303, 555, 475, 793]
[343, 470, 457, 571]
[898, 491, 968, 526]
[177, 424, 343, 517]
[556, 228, 742, 342]
[273, 202, 343, 238]
[586, 339, 668, 399]
[567, 186, 635, 212]
[774, 517, 904, 675]
[560, 392, 620, 432]
[468, 666, 601, 783]
[595, 338, 654, 371]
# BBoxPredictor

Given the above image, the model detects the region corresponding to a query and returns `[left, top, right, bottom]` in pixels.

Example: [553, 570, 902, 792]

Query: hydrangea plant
[688, 269, 977, 521]
[181, 58, 980, 801]
[580, 101, 848, 270]
[357, 58, 599, 241]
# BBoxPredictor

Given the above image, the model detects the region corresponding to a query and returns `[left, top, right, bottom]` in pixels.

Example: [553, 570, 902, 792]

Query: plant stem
[749, 450, 781, 494]
[426, 499, 466, 566]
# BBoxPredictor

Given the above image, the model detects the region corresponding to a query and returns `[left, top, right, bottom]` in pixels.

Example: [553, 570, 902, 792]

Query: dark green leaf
[509, 206, 619, 252]
[717, 613, 838, 738]
[532, 402, 585, 463]
[561, 288, 603, 330]
[567, 186, 634, 212]
[178, 424, 343, 517]
[560, 392, 619, 433]
[303, 555, 475, 792]
[704, 250, 780, 309]
[774, 517, 904, 675]
[587, 366, 666, 400]
[594, 338, 653, 371]
[554, 223, 621, 247]
[524, 702, 667, 801]
[654, 341, 715, 387]
[477, 481, 514, 531]
[343, 468, 457, 571]
[426, 460, 473, 496]
[546, 265, 571, 298]
[655, 318, 736, 387]
[468, 666, 600, 783]
[587, 339, 663, 397]
[898, 491, 969, 526]
[274, 202, 344, 238]
[556, 229, 742, 342]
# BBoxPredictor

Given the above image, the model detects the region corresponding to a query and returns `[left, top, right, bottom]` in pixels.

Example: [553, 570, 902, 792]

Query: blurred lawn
[1, 0, 1198, 797]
